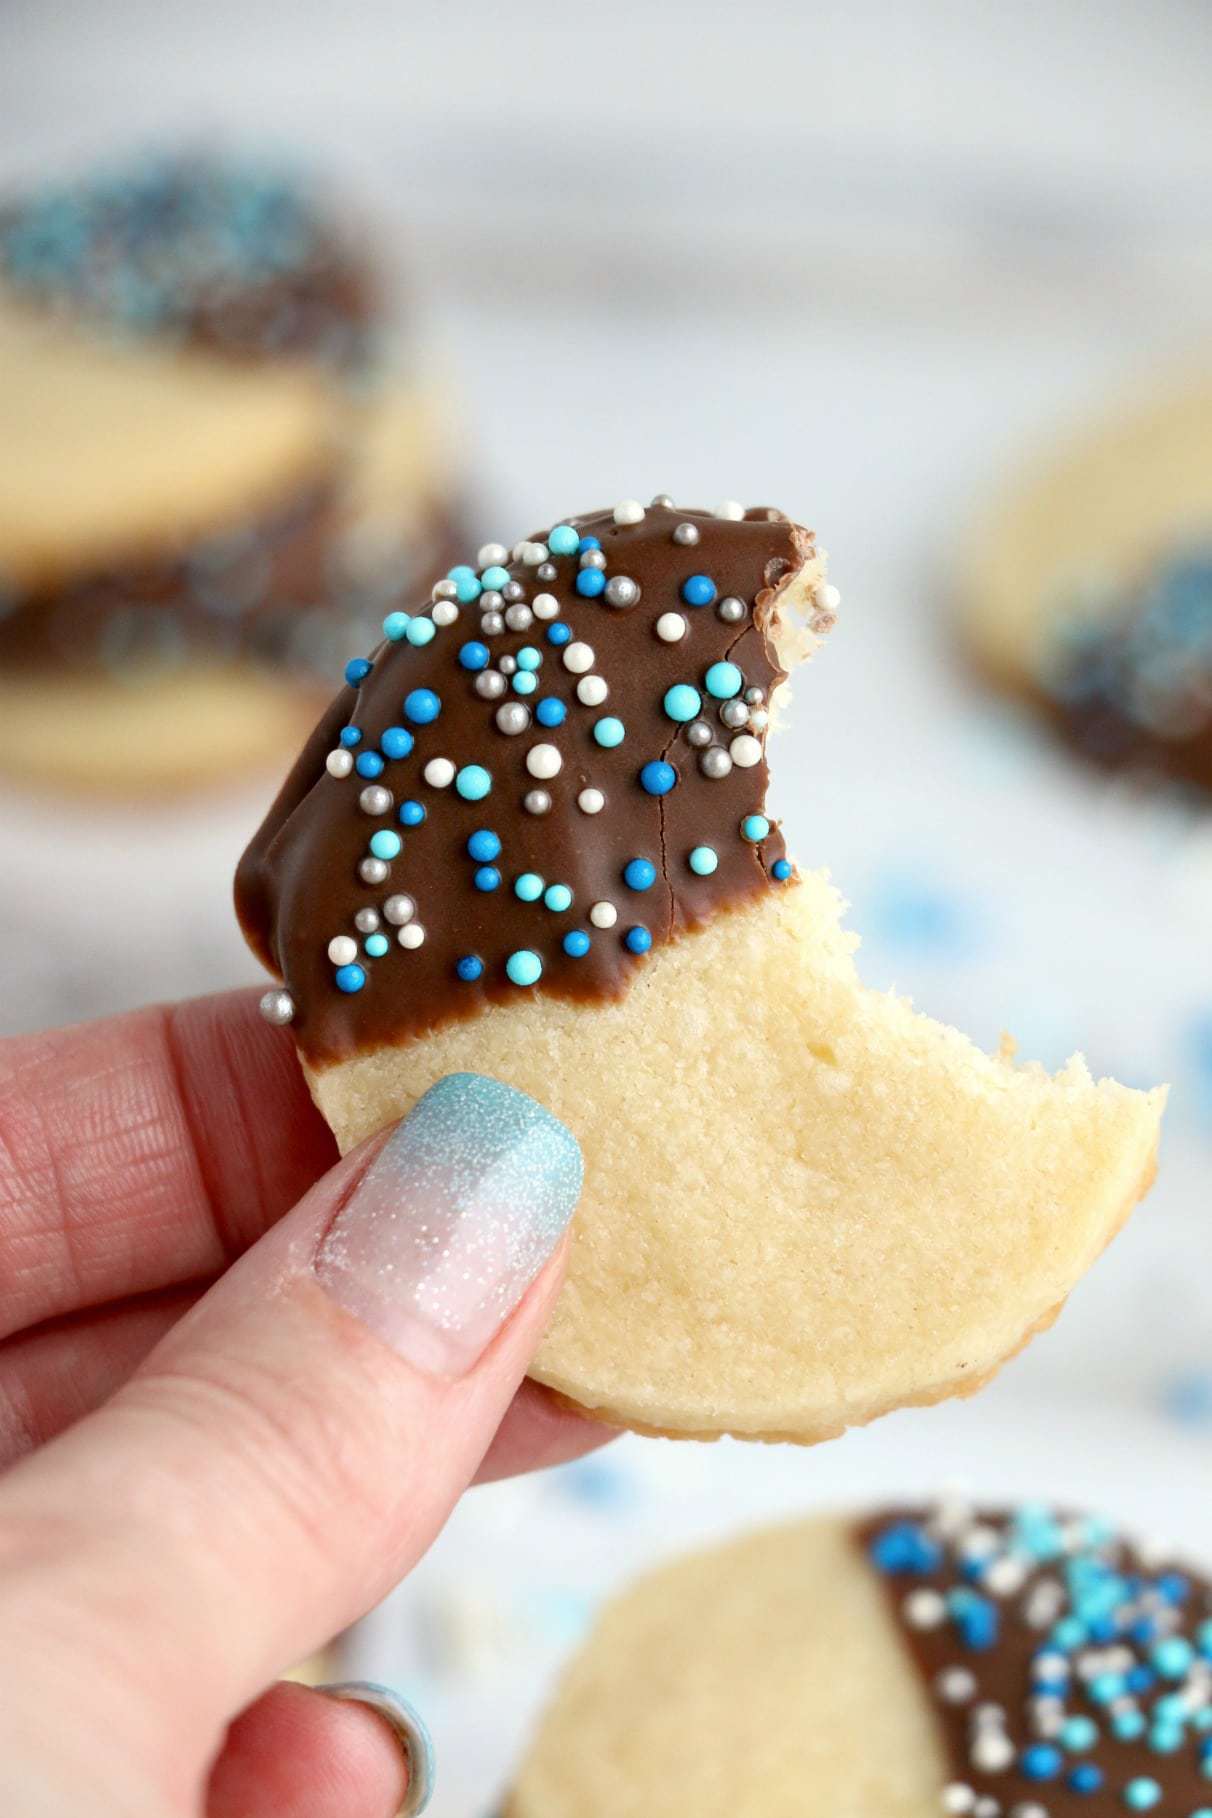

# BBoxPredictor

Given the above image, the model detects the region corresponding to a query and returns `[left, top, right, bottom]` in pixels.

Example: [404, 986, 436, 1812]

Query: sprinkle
[547, 524, 579, 556]
[496, 702, 531, 735]
[513, 671, 538, 695]
[383, 611, 410, 640]
[398, 800, 426, 827]
[359, 785, 392, 815]
[339, 726, 363, 747]
[579, 547, 607, 570]
[259, 988, 294, 1025]
[672, 522, 700, 546]
[624, 924, 653, 954]
[612, 499, 645, 524]
[721, 700, 750, 729]
[380, 726, 415, 760]
[359, 857, 389, 884]
[355, 750, 385, 778]
[1154, 1638, 1196, 1678]
[328, 935, 358, 965]
[506, 949, 542, 986]
[772, 858, 793, 881]
[1019, 1745, 1062, 1782]
[456, 764, 493, 801]
[516, 645, 543, 672]
[741, 813, 770, 842]
[326, 748, 353, 778]
[688, 845, 718, 875]
[942, 1788, 975, 1815]
[564, 641, 596, 673]
[700, 746, 733, 778]
[544, 884, 573, 912]
[536, 697, 567, 726]
[453, 574, 482, 603]
[480, 564, 511, 591]
[624, 858, 657, 891]
[406, 616, 436, 645]
[705, 660, 743, 699]
[1123, 1779, 1162, 1810]
[467, 829, 500, 861]
[937, 1668, 978, 1704]
[334, 963, 366, 992]
[355, 909, 380, 933]
[655, 611, 687, 642]
[424, 758, 455, 788]
[431, 601, 459, 627]
[345, 657, 372, 685]
[589, 901, 618, 929]
[514, 873, 545, 902]
[398, 923, 426, 950]
[970, 1732, 1015, 1773]
[532, 592, 559, 619]
[547, 622, 573, 647]
[474, 866, 501, 891]
[578, 787, 605, 814]
[523, 788, 552, 815]
[714, 499, 745, 520]
[456, 954, 484, 982]
[382, 894, 416, 924]
[640, 759, 677, 795]
[594, 716, 625, 748]
[459, 640, 490, 670]
[1067, 1765, 1103, 1794]
[664, 683, 702, 722]
[730, 734, 763, 768]
[577, 675, 609, 706]
[681, 574, 717, 607]
[717, 595, 747, 624]
[526, 743, 563, 779]
[520, 541, 548, 566]
[605, 575, 640, 608]
[364, 933, 389, 958]
[563, 930, 591, 957]
[575, 568, 606, 597]
[369, 829, 402, 860]
[814, 582, 842, 612]
[404, 688, 441, 725]
[475, 671, 507, 700]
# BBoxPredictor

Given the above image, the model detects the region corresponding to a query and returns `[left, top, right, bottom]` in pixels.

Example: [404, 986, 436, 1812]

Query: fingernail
[315, 1073, 582, 1376]
[320, 1681, 434, 1816]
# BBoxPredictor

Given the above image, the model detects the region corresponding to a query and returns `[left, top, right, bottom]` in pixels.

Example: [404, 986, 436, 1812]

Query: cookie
[962, 378, 1212, 790]
[505, 1499, 1212, 1818]
[236, 498, 1163, 1443]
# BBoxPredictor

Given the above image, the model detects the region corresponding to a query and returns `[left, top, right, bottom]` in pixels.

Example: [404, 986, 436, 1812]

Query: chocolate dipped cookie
[237, 497, 1163, 1443]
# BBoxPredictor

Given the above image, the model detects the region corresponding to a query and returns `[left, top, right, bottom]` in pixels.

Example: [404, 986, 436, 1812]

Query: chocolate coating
[858, 1505, 1212, 1816]
[236, 502, 817, 1066]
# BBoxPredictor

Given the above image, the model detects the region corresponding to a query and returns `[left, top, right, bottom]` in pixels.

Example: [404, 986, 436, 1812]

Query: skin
[0, 988, 608, 1817]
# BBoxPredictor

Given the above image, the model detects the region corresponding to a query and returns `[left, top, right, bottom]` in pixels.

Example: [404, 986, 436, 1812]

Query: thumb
[0, 1072, 581, 1813]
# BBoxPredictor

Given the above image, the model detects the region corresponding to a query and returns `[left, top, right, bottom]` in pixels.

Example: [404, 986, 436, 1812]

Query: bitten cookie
[505, 1500, 1212, 1818]
[237, 497, 1164, 1443]
[962, 378, 1212, 791]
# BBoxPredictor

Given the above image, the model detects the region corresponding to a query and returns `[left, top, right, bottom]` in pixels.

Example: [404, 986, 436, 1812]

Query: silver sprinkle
[700, 746, 733, 778]
[479, 589, 504, 612]
[524, 788, 552, 815]
[499, 654, 518, 675]
[474, 669, 507, 700]
[505, 603, 534, 631]
[650, 493, 674, 507]
[502, 580, 526, 601]
[359, 784, 392, 815]
[673, 522, 700, 546]
[536, 562, 558, 582]
[745, 686, 766, 705]
[258, 988, 295, 1025]
[354, 907, 381, 933]
[717, 595, 747, 623]
[720, 699, 750, 729]
[480, 611, 505, 636]
[496, 701, 531, 735]
[359, 857, 390, 885]
[579, 548, 607, 570]
[749, 707, 769, 731]
[605, 575, 640, 609]
[686, 720, 714, 748]
[383, 893, 416, 925]
[431, 578, 459, 601]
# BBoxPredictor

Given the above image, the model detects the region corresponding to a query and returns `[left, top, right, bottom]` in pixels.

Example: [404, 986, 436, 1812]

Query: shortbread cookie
[237, 498, 1163, 1442]
[505, 1499, 1212, 1818]
[963, 378, 1212, 789]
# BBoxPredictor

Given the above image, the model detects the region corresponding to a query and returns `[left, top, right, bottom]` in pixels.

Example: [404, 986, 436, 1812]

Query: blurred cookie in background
[0, 151, 470, 793]
[962, 378, 1212, 798]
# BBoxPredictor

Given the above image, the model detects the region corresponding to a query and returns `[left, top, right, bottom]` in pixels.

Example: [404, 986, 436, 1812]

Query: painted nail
[320, 1681, 434, 1816]
[315, 1073, 582, 1376]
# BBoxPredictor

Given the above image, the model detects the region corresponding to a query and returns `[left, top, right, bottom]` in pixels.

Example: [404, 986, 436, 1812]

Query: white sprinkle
[612, 498, 645, 525]
[730, 733, 762, 768]
[942, 1787, 975, 1816]
[578, 788, 605, 815]
[985, 1556, 1027, 1597]
[714, 499, 745, 520]
[563, 641, 595, 674]
[526, 743, 562, 780]
[903, 1588, 946, 1630]
[937, 1667, 977, 1704]
[577, 674, 608, 706]
[814, 582, 841, 612]
[655, 611, 687, 642]
[424, 757, 455, 788]
[521, 541, 548, 566]
[589, 900, 617, 929]
[328, 935, 358, 966]
[970, 1732, 1015, 1774]
[532, 592, 559, 620]
[432, 600, 459, 627]
[397, 923, 426, 949]
[478, 542, 509, 568]
[325, 748, 354, 778]
[382, 894, 415, 925]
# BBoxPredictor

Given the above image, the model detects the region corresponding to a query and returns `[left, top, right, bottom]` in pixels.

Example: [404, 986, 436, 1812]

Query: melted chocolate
[236, 502, 819, 1066]
[857, 1505, 1212, 1816]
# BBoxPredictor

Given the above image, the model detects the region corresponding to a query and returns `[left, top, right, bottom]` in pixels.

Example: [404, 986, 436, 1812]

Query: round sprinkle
[651, 492, 674, 507]
[398, 799, 426, 827]
[479, 592, 503, 614]
[720, 699, 750, 729]
[532, 592, 559, 619]
[1123, 1780, 1162, 1810]
[563, 929, 591, 957]
[575, 568, 605, 597]
[355, 750, 385, 778]
[369, 829, 403, 860]
[512, 671, 538, 696]
[406, 616, 436, 645]
[424, 757, 455, 788]
[605, 574, 640, 608]
[334, 963, 366, 993]
[496, 702, 531, 736]
[536, 562, 557, 581]
[624, 925, 653, 955]
[942, 1789, 975, 1816]
[579, 548, 607, 571]
[475, 670, 507, 700]
[655, 611, 687, 642]
[383, 894, 416, 924]
[456, 954, 484, 982]
[328, 935, 359, 966]
[453, 574, 482, 604]
[456, 764, 492, 801]
[404, 688, 441, 725]
[730, 734, 762, 768]
[516, 645, 543, 672]
[359, 857, 389, 885]
[772, 857, 793, 882]
[523, 788, 552, 815]
[688, 845, 718, 875]
[701, 746, 733, 779]
[714, 499, 745, 520]
[681, 574, 717, 607]
[502, 580, 526, 601]
[480, 611, 505, 637]
[521, 542, 548, 567]
[687, 720, 713, 748]
[345, 657, 372, 686]
[664, 682, 702, 722]
[448, 565, 475, 581]
[563, 641, 595, 673]
[717, 595, 747, 624]
[383, 611, 410, 640]
[741, 813, 771, 842]
[594, 716, 625, 748]
[514, 872, 545, 902]
[431, 601, 459, 627]
[477, 542, 508, 568]
[432, 578, 459, 601]
[612, 499, 645, 525]
[589, 900, 618, 929]
[705, 660, 743, 699]
[745, 687, 766, 706]
[326, 748, 353, 778]
[380, 726, 415, 760]
[259, 988, 294, 1025]
[814, 582, 841, 612]
[578, 535, 601, 552]
[536, 697, 567, 727]
[359, 785, 393, 815]
[578, 787, 605, 814]
[544, 883, 573, 912]
[364, 932, 389, 958]
[339, 726, 363, 748]
[505, 603, 534, 632]
[459, 640, 490, 671]
[473, 865, 501, 892]
[1018, 1746, 1062, 1783]
[624, 857, 657, 891]
[577, 675, 608, 707]
[506, 949, 543, 987]
[547, 524, 579, 556]
[526, 743, 562, 779]
[398, 923, 426, 950]
[672, 522, 700, 546]
[547, 622, 572, 647]
[355, 907, 381, 933]
[467, 829, 501, 862]
[480, 564, 511, 591]
[640, 759, 677, 795]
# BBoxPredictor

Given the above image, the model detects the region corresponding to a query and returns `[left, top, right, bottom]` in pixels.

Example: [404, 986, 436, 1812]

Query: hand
[0, 989, 597, 1817]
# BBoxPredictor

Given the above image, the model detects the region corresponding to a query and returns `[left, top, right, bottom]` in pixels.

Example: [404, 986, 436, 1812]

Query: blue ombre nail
[316, 1074, 582, 1376]
[321, 1681, 435, 1814]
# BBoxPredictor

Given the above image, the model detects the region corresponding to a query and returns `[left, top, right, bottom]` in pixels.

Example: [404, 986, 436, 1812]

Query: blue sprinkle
[1123, 1778, 1162, 1810]
[1113, 1711, 1147, 1742]
[594, 716, 625, 748]
[1156, 1572, 1191, 1606]
[456, 764, 492, 801]
[334, 963, 366, 994]
[953, 1593, 999, 1652]
[536, 697, 566, 727]
[517, 645, 543, 671]
[467, 829, 501, 862]
[689, 845, 718, 875]
[1148, 1725, 1183, 1755]
[380, 726, 415, 760]
[382, 611, 410, 641]
[624, 857, 657, 891]
[456, 954, 484, 982]
[1068, 1765, 1104, 1795]
[515, 872, 545, 902]
[339, 726, 363, 747]
[369, 829, 402, 860]
[741, 813, 770, 842]
[624, 925, 652, 955]
[506, 949, 543, 987]
[1060, 1716, 1099, 1752]
[577, 535, 601, 553]
[772, 858, 793, 881]
[512, 670, 538, 695]
[364, 932, 389, 958]
[704, 659, 743, 697]
[404, 687, 441, 724]
[345, 656, 372, 685]
[479, 564, 510, 591]
[547, 622, 573, 646]
[663, 682, 702, 722]
[681, 573, 717, 607]
[406, 616, 436, 645]
[868, 1521, 942, 1576]
[563, 929, 591, 957]
[474, 865, 501, 892]
[1019, 1744, 1063, 1782]
[548, 525, 579, 556]
[576, 569, 606, 598]
[355, 750, 385, 778]
[448, 565, 476, 581]
[640, 760, 677, 796]
[453, 574, 482, 603]
[544, 883, 573, 912]
[459, 640, 490, 671]
[398, 799, 426, 826]
[1088, 1672, 1125, 1704]
[1153, 1638, 1195, 1678]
